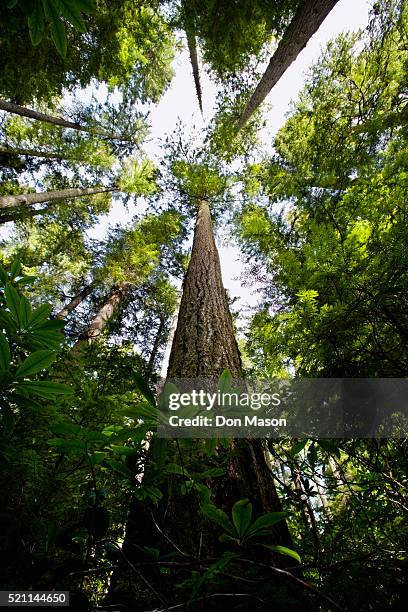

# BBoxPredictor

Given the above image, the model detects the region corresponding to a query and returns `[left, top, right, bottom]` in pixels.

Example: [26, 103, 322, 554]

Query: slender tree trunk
[238, 0, 339, 129]
[183, 1, 203, 114]
[0, 186, 116, 210]
[146, 315, 166, 377]
[55, 281, 97, 320]
[109, 200, 293, 610]
[186, 31, 203, 114]
[81, 282, 131, 344]
[0, 98, 132, 142]
[0, 144, 94, 164]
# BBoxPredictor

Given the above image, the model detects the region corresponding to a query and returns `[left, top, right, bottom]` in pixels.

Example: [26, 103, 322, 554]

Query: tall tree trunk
[0, 186, 116, 210]
[109, 200, 293, 610]
[55, 281, 97, 320]
[183, 1, 203, 114]
[81, 282, 131, 344]
[0, 144, 98, 164]
[0, 98, 132, 142]
[237, 0, 339, 129]
[146, 315, 166, 377]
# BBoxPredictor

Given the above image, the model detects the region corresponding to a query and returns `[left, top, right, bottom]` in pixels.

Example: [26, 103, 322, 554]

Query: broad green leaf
[201, 504, 234, 536]
[29, 303, 52, 327]
[291, 439, 308, 455]
[232, 498, 252, 538]
[58, 0, 86, 32]
[28, 2, 45, 46]
[106, 458, 131, 478]
[39, 319, 65, 330]
[19, 295, 33, 328]
[0, 310, 17, 334]
[110, 445, 138, 456]
[9, 259, 21, 279]
[49, 422, 85, 435]
[165, 463, 187, 476]
[89, 451, 107, 465]
[48, 438, 86, 451]
[0, 265, 8, 285]
[246, 511, 288, 537]
[133, 372, 156, 406]
[15, 275, 37, 286]
[25, 329, 63, 350]
[7, 393, 42, 410]
[317, 440, 341, 458]
[76, 0, 95, 12]
[261, 544, 301, 563]
[5, 283, 21, 326]
[16, 380, 73, 398]
[15, 350, 56, 378]
[198, 467, 225, 479]
[218, 368, 232, 396]
[50, 19, 67, 57]
[0, 331, 11, 372]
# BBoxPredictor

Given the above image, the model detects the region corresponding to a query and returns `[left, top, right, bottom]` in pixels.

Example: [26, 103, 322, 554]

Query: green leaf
[28, 1, 45, 46]
[291, 439, 308, 455]
[0, 331, 11, 372]
[42, 0, 67, 57]
[5, 283, 21, 326]
[232, 498, 252, 538]
[76, 0, 95, 12]
[152, 437, 167, 466]
[110, 445, 138, 456]
[199, 467, 225, 478]
[246, 511, 288, 537]
[106, 458, 131, 478]
[15, 349, 56, 378]
[165, 463, 187, 476]
[25, 329, 63, 350]
[48, 438, 86, 451]
[29, 303, 52, 327]
[7, 1, 19, 9]
[15, 275, 37, 286]
[58, 0, 86, 32]
[7, 393, 42, 410]
[39, 319, 65, 330]
[49, 422, 85, 435]
[19, 295, 33, 328]
[0, 310, 17, 334]
[261, 544, 301, 563]
[218, 368, 232, 395]
[201, 504, 234, 536]
[89, 451, 107, 465]
[16, 380, 73, 398]
[317, 440, 341, 458]
[9, 259, 22, 279]
[133, 372, 156, 406]
[50, 18, 67, 57]
[0, 265, 8, 285]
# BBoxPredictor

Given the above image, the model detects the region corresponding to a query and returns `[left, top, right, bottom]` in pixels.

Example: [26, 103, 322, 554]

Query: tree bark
[81, 282, 131, 344]
[110, 200, 293, 610]
[0, 144, 95, 164]
[55, 281, 97, 320]
[167, 199, 242, 378]
[0, 98, 132, 142]
[238, 0, 339, 130]
[0, 186, 116, 210]
[146, 315, 166, 377]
